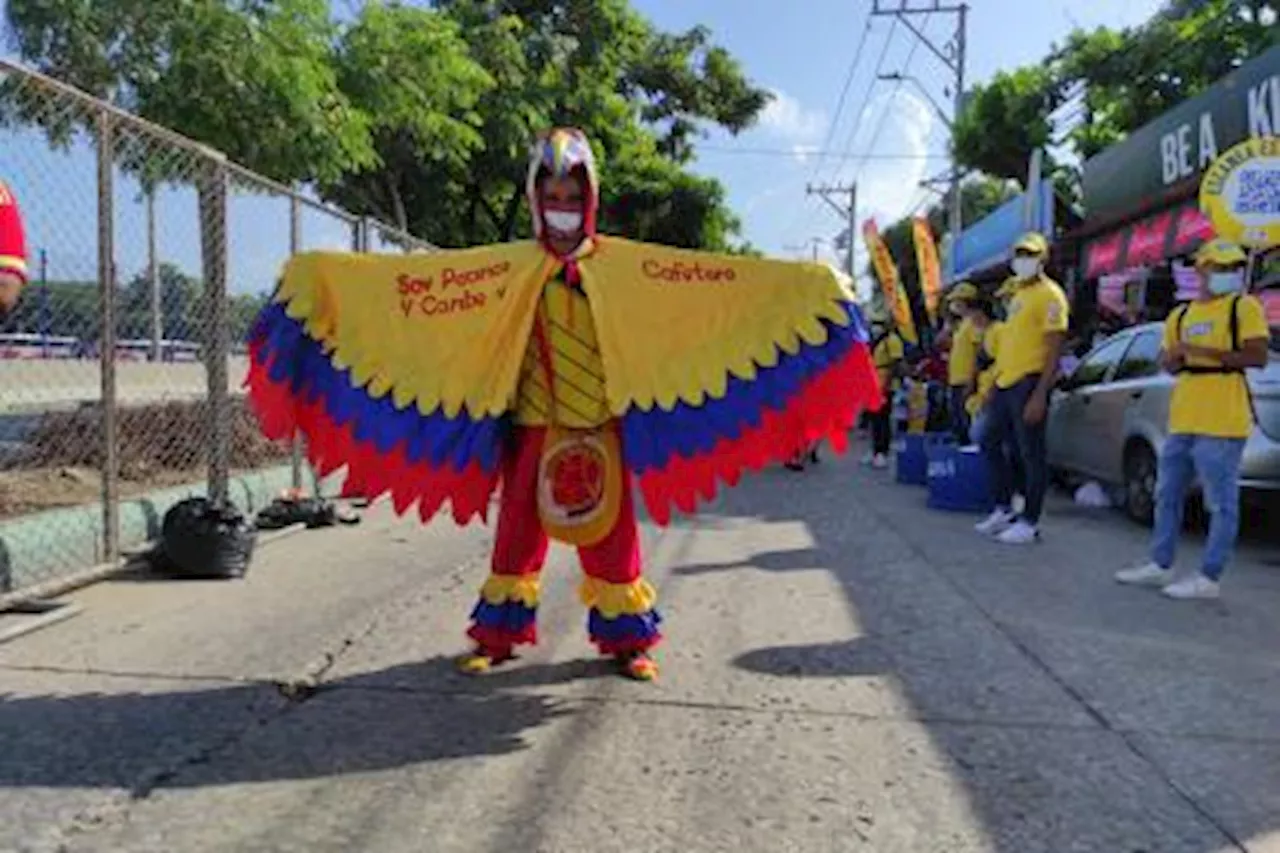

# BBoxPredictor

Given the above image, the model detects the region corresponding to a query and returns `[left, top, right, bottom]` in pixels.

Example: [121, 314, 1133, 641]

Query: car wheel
[1123, 442, 1157, 526]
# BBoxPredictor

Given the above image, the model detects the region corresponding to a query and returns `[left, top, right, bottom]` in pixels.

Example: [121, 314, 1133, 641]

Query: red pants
[467, 425, 662, 655]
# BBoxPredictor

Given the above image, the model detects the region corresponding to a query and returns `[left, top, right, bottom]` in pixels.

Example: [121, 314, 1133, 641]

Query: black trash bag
[155, 497, 257, 580]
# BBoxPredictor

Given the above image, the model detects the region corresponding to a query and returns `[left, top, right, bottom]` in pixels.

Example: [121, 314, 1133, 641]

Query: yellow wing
[275, 241, 553, 418]
[577, 237, 858, 413]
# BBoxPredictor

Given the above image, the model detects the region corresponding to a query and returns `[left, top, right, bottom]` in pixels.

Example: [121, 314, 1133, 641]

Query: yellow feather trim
[578, 577, 658, 618]
[273, 241, 554, 419]
[576, 237, 857, 414]
[480, 574, 540, 608]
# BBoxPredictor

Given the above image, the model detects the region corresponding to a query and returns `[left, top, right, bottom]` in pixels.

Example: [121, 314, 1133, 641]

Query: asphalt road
[2, 444, 1279, 852]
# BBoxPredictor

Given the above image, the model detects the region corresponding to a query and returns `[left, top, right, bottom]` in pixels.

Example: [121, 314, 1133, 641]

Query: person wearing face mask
[0, 178, 28, 319]
[246, 127, 881, 682]
[974, 232, 1068, 544]
[942, 282, 981, 442]
[1115, 239, 1267, 600]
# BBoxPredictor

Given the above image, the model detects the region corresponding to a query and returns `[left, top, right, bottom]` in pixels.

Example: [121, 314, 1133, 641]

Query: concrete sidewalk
[1, 445, 1278, 852]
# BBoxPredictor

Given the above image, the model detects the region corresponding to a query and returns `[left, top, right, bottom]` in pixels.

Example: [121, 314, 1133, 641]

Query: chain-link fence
[0, 59, 434, 594]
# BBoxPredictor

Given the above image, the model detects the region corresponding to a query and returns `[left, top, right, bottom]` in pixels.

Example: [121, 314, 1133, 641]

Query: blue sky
[630, 0, 1167, 271]
[0, 0, 1168, 298]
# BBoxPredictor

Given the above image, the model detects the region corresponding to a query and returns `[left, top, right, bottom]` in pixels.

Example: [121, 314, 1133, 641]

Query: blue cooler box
[895, 432, 951, 486]
[927, 443, 995, 513]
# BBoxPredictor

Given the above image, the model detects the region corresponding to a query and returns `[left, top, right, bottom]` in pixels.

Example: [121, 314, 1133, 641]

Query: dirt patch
[0, 399, 290, 518]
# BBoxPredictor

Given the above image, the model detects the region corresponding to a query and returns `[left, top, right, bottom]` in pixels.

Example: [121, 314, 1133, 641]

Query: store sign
[1199, 136, 1280, 248]
[1081, 45, 1280, 224]
[949, 179, 1054, 281]
[1082, 200, 1213, 278]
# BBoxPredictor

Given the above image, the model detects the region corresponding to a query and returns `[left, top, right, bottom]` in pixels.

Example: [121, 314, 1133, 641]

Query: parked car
[1046, 322, 1280, 525]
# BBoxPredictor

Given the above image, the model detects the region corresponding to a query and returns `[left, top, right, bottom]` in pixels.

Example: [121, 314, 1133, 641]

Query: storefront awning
[1081, 201, 1214, 279]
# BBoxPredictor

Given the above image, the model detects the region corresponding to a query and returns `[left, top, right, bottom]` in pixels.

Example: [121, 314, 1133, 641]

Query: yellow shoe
[618, 652, 659, 682]
[456, 646, 513, 675]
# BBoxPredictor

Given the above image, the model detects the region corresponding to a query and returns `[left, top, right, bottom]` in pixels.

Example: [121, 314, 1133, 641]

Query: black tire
[1122, 442, 1157, 527]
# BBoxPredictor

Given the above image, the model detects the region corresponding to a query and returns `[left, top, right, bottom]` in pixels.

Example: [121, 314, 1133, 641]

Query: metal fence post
[96, 108, 120, 562]
[147, 187, 162, 361]
[288, 194, 304, 493]
[199, 153, 231, 506]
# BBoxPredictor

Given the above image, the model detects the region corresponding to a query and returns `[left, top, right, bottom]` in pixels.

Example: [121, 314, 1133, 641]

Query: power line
[783, 17, 903, 243]
[822, 17, 902, 186]
[695, 145, 948, 160]
[803, 12, 875, 182]
[848, 13, 931, 189]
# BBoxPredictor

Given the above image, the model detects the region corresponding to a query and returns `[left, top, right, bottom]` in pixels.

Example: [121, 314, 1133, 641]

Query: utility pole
[806, 183, 857, 279]
[784, 237, 825, 262]
[871, 0, 967, 280]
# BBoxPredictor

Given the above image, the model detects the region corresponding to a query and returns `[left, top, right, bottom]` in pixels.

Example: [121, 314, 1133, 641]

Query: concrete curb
[0, 465, 339, 594]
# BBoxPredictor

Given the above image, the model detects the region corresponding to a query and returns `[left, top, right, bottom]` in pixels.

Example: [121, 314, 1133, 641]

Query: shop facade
[1075, 44, 1280, 335]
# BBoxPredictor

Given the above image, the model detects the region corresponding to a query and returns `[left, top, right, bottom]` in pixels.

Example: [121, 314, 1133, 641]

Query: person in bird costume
[246, 128, 881, 681]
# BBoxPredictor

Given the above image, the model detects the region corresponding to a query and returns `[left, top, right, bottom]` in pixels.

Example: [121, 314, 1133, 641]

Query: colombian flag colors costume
[246, 129, 880, 680]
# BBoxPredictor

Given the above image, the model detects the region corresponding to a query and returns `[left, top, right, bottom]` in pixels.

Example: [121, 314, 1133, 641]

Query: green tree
[317, 2, 497, 240]
[5, 0, 377, 185]
[951, 0, 1279, 187]
[330, 0, 770, 250]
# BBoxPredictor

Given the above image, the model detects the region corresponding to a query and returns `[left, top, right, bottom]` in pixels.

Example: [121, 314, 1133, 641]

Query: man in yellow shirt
[1116, 239, 1268, 600]
[943, 282, 982, 442]
[866, 320, 905, 468]
[975, 232, 1069, 544]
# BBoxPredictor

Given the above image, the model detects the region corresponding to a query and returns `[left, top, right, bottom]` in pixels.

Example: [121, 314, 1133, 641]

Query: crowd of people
[834, 228, 1267, 601]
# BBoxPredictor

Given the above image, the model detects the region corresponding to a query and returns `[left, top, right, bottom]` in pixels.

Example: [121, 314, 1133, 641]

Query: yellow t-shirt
[947, 317, 980, 386]
[873, 332, 905, 389]
[966, 322, 1002, 416]
[995, 276, 1069, 389]
[1165, 294, 1267, 439]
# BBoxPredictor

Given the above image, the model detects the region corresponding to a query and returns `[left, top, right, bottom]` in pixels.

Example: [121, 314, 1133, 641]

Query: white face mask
[543, 209, 583, 234]
[1207, 270, 1244, 296]
[1011, 257, 1041, 280]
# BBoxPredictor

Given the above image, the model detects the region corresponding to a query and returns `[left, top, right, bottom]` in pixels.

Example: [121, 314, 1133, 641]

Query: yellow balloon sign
[1199, 136, 1280, 249]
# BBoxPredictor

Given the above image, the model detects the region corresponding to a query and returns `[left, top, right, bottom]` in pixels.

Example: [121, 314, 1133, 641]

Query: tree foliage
[951, 0, 1279, 190]
[5, 0, 770, 253]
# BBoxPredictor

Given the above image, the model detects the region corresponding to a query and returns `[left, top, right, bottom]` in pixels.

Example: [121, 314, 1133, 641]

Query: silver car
[1046, 322, 1280, 524]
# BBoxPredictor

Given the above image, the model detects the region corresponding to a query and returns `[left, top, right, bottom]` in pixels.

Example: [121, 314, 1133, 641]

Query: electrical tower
[806, 183, 857, 278]
[871, 0, 968, 274]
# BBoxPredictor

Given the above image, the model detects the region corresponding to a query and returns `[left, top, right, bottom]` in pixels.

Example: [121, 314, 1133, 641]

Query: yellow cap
[1013, 232, 1049, 257]
[1194, 238, 1247, 269]
[948, 282, 978, 302]
[995, 276, 1019, 298]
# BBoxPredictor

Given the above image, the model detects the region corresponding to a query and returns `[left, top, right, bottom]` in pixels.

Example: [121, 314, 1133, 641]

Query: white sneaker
[996, 520, 1040, 545]
[1115, 562, 1172, 587]
[975, 508, 1016, 536]
[872, 453, 889, 469]
[1162, 574, 1221, 600]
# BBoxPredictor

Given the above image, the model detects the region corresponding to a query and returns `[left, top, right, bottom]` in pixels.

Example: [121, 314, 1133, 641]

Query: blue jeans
[980, 375, 1047, 524]
[1150, 434, 1246, 581]
[949, 384, 970, 443]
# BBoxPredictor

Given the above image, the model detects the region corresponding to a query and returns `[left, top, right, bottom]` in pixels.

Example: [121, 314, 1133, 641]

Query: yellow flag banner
[912, 216, 942, 324]
[861, 219, 917, 344]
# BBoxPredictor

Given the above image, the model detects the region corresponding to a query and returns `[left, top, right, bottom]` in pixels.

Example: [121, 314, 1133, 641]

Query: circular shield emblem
[536, 427, 623, 546]
[542, 436, 606, 521]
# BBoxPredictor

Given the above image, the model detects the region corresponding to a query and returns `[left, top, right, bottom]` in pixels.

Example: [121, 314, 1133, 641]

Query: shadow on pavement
[0, 657, 579, 790]
[685, 445, 1280, 852]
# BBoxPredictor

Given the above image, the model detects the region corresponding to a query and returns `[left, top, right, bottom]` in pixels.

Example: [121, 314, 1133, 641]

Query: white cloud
[758, 89, 826, 163]
[774, 87, 938, 262]
[845, 88, 937, 225]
